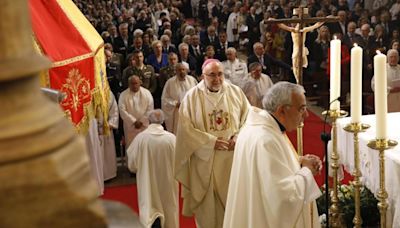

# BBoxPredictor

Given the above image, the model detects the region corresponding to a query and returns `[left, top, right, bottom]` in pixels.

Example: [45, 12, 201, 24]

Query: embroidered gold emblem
[60, 68, 91, 111]
[208, 109, 230, 131]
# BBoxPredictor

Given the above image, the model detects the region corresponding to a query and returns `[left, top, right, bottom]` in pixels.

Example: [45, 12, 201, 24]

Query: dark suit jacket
[214, 42, 232, 61]
[179, 54, 198, 77]
[247, 53, 295, 82]
[328, 22, 347, 36]
[189, 45, 205, 73]
[342, 33, 363, 50]
[246, 14, 262, 42]
[162, 45, 177, 54]
[202, 35, 220, 47]
[113, 36, 133, 57]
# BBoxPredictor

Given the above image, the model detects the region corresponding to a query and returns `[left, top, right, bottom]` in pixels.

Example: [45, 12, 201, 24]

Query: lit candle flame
[376, 50, 382, 55]
[353, 43, 358, 47]
[334, 35, 337, 40]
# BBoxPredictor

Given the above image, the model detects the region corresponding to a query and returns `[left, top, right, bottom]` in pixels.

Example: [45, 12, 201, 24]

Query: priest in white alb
[175, 59, 250, 228]
[102, 91, 119, 181]
[119, 75, 154, 148]
[244, 62, 274, 108]
[224, 82, 322, 228]
[127, 109, 178, 228]
[161, 63, 197, 134]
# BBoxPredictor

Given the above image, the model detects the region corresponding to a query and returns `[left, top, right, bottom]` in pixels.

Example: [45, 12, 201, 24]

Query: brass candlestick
[322, 109, 348, 228]
[367, 139, 398, 228]
[297, 122, 304, 156]
[343, 123, 370, 228]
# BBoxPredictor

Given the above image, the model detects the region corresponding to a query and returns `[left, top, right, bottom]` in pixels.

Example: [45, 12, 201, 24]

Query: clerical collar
[270, 113, 286, 132]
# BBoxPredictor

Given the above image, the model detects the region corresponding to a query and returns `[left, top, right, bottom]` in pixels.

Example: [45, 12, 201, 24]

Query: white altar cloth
[335, 112, 400, 228]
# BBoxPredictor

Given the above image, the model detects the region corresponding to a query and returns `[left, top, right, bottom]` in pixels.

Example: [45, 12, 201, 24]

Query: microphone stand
[320, 127, 331, 227]
[320, 96, 341, 228]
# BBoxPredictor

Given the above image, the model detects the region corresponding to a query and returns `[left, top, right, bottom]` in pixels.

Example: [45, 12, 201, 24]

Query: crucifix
[264, 5, 340, 228]
[264, 5, 338, 154]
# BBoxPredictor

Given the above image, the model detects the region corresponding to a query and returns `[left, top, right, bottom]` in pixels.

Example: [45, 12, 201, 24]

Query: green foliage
[317, 184, 380, 227]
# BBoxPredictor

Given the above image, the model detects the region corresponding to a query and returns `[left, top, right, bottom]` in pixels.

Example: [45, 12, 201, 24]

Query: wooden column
[0, 0, 107, 226]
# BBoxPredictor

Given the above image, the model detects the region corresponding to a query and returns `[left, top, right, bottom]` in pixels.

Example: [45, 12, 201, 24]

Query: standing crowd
[73, 0, 400, 227]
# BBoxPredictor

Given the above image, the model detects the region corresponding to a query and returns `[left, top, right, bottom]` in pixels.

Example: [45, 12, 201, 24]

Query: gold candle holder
[297, 122, 304, 156]
[322, 109, 348, 228]
[343, 123, 370, 228]
[367, 139, 398, 228]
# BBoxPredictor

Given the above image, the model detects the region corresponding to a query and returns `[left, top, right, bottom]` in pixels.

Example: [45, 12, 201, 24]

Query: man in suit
[343, 21, 363, 50]
[247, 42, 295, 83]
[215, 31, 231, 61]
[178, 43, 198, 78]
[160, 35, 177, 54]
[246, 6, 262, 51]
[329, 10, 347, 35]
[202, 25, 220, 47]
[113, 23, 133, 60]
[131, 36, 151, 61]
[189, 34, 205, 75]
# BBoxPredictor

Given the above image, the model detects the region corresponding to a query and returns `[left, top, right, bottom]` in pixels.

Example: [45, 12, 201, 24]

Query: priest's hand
[215, 137, 230, 151]
[300, 155, 322, 175]
[227, 135, 237, 151]
[134, 120, 143, 129]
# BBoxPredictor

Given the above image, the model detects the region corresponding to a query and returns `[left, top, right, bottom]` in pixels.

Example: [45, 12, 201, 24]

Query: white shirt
[222, 58, 248, 87]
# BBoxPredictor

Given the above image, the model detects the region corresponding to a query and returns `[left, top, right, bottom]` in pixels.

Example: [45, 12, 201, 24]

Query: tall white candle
[350, 44, 363, 123]
[374, 51, 387, 139]
[330, 37, 341, 110]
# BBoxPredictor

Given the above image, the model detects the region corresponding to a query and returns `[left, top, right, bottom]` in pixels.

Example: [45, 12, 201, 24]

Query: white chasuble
[223, 107, 321, 228]
[119, 87, 154, 148]
[161, 75, 197, 134]
[175, 81, 250, 228]
[127, 124, 179, 228]
[102, 91, 119, 181]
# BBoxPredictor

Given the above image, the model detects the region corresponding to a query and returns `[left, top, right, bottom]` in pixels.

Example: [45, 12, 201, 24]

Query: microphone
[321, 96, 343, 141]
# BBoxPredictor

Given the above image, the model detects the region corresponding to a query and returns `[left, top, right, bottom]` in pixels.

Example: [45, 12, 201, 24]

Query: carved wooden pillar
[0, 0, 107, 226]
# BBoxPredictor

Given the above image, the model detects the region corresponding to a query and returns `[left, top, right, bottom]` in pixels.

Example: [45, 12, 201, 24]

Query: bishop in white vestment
[102, 91, 119, 181]
[175, 60, 250, 228]
[127, 110, 178, 228]
[224, 82, 322, 228]
[161, 63, 197, 134]
[119, 76, 154, 148]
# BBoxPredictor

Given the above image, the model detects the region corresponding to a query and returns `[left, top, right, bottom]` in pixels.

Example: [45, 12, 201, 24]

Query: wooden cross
[264, 6, 339, 85]
[264, 6, 339, 154]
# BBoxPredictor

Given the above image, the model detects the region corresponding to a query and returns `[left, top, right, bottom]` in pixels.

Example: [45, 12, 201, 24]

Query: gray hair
[148, 109, 165, 124]
[248, 62, 262, 71]
[225, 47, 236, 55]
[262, 82, 305, 112]
[178, 42, 189, 52]
[387, 49, 399, 59]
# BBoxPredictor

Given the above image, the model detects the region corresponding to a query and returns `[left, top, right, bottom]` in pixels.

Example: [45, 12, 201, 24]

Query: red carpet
[101, 110, 351, 227]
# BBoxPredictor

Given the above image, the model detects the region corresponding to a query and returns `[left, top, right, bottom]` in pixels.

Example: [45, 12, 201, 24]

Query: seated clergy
[119, 75, 154, 148]
[127, 109, 178, 228]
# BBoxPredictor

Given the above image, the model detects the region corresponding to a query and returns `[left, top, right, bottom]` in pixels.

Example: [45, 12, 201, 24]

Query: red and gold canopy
[29, 0, 109, 134]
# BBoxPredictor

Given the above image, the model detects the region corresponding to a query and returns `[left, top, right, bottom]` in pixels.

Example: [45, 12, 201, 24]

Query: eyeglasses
[285, 104, 308, 113]
[204, 72, 224, 78]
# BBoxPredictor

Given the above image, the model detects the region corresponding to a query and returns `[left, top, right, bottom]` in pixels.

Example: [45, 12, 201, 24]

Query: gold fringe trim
[52, 53, 94, 68]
